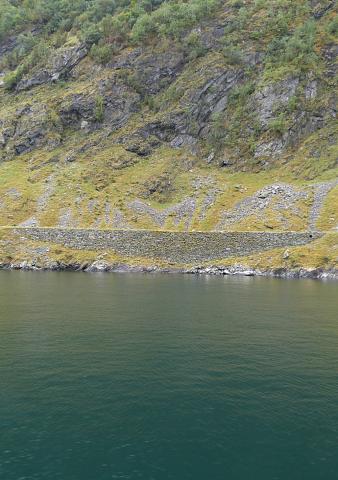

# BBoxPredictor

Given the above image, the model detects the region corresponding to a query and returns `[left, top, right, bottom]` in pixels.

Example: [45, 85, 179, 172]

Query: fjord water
[1, 272, 337, 480]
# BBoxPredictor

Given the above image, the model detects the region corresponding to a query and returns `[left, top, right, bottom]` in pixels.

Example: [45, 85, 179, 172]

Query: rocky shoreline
[1, 261, 336, 280]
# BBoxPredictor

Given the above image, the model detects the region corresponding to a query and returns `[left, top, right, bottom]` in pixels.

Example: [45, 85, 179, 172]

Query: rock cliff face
[16, 44, 88, 91]
[0, 0, 337, 273]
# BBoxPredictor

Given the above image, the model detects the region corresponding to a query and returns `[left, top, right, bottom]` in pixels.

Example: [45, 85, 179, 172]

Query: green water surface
[0, 271, 337, 479]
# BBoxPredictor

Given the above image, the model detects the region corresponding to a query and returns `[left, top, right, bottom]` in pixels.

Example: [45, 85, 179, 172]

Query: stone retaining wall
[9, 227, 323, 263]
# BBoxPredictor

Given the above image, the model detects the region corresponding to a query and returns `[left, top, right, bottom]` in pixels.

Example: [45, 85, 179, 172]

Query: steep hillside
[0, 0, 337, 273]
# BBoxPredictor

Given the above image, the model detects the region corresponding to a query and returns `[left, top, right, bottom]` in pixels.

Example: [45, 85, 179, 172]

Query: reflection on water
[0, 271, 338, 479]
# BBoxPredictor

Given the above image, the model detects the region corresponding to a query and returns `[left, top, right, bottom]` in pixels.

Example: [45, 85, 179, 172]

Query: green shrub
[28, 41, 50, 69]
[222, 46, 243, 65]
[266, 20, 318, 73]
[208, 112, 226, 150]
[288, 95, 298, 112]
[90, 43, 115, 64]
[327, 16, 338, 36]
[3, 66, 24, 90]
[131, 0, 219, 43]
[269, 114, 287, 136]
[0, 1, 22, 41]
[95, 95, 105, 122]
[183, 31, 207, 60]
[81, 24, 102, 46]
[228, 82, 255, 105]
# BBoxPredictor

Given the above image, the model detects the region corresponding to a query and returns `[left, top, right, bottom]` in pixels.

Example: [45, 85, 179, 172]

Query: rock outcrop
[17, 44, 88, 91]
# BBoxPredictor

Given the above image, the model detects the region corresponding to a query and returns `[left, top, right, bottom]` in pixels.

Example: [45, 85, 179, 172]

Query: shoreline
[1, 228, 336, 280]
[1, 261, 337, 280]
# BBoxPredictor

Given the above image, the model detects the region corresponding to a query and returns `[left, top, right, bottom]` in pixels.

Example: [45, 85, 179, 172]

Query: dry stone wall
[11, 228, 323, 263]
